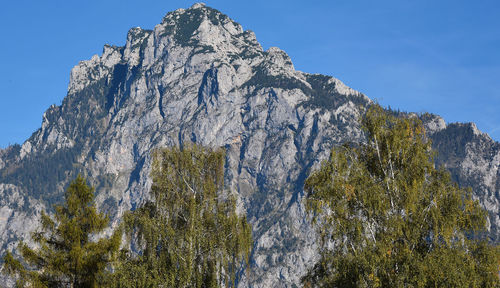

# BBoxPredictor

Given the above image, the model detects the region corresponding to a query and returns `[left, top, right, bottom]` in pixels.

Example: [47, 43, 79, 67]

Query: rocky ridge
[0, 4, 498, 287]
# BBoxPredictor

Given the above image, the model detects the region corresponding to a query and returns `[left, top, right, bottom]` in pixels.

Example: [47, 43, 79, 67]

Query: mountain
[429, 120, 500, 239]
[0, 3, 498, 287]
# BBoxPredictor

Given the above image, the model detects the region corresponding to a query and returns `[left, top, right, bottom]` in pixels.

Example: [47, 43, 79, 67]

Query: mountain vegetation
[2, 146, 253, 288]
[108, 145, 252, 288]
[2, 109, 498, 287]
[2, 175, 121, 288]
[1, 4, 499, 287]
[303, 105, 500, 287]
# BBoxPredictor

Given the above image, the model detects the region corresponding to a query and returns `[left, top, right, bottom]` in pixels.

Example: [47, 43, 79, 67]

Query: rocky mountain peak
[421, 113, 446, 135]
[190, 2, 206, 9]
[158, 3, 254, 50]
[0, 4, 499, 287]
[262, 47, 295, 75]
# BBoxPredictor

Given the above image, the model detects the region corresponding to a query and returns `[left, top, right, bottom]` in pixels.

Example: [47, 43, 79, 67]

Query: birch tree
[112, 145, 252, 288]
[303, 105, 499, 287]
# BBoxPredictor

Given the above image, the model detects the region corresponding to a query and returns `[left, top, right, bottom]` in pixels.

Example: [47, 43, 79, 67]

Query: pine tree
[111, 145, 252, 288]
[303, 105, 500, 287]
[2, 175, 121, 288]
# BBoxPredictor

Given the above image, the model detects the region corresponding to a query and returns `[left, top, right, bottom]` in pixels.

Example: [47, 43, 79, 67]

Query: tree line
[2, 145, 251, 288]
[2, 105, 499, 287]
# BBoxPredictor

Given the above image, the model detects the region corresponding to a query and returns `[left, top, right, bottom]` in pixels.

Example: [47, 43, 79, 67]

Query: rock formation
[0, 4, 498, 287]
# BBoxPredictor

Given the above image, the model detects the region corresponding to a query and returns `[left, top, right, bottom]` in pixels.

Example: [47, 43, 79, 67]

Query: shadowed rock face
[427, 120, 500, 242]
[0, 3, 498, 287]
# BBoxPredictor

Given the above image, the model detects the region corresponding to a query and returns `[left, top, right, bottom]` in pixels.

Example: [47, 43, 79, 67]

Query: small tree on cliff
[111, 145, 252, 288]
[303, 105, 499, 287]
[2, 175, 121, 288]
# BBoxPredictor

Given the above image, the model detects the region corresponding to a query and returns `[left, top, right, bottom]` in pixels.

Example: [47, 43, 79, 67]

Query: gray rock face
[0, 3, 498, 287]
[428, 120, 500, 242]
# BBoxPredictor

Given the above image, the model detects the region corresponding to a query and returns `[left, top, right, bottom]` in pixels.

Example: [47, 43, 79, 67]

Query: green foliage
[111, 145, 252, 288]
[303, 105, 500, 287]
[1, 175, 121, 288]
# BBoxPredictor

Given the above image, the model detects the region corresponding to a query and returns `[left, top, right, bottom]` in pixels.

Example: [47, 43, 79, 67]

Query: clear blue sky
[1, 0, 499, 148]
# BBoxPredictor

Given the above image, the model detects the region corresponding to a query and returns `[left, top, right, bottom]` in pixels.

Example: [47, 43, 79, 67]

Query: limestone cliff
[0, 4, 498, 287]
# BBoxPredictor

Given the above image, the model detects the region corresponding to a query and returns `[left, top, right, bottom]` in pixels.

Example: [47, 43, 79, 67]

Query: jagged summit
[191, 2, 206, 8]
[0, 4, 499, 287]
[3, 4, 372, 286]
[162, 2, 238, 30]
[158, 3, 258, 49]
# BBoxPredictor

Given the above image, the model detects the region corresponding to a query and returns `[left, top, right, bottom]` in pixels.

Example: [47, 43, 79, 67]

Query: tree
[303, 105, 500, 287]
[2, 175, 121, 288]
[111, 145, 252, 288]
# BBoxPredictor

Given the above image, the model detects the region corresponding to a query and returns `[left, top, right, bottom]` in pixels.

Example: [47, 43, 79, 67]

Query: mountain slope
[427, 120, 500, 241]
[0, 4, 498, 287]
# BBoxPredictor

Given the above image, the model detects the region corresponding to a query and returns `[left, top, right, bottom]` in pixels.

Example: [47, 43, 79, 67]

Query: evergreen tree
[111, 145, 252, 288]
[2, 175, 121, 288]
[303, 105, 500, 287]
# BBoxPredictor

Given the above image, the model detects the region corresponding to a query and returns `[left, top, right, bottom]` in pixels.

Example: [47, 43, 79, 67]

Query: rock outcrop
[0, 4, 498, 287]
